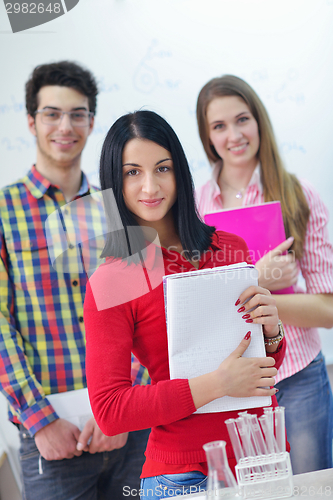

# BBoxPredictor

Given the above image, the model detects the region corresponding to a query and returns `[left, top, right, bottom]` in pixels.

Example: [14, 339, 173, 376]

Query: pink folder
[204, 201, 294, 294]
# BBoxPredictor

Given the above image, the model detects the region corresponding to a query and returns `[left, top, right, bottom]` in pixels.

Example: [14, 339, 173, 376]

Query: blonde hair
[196, 75, 309, 260]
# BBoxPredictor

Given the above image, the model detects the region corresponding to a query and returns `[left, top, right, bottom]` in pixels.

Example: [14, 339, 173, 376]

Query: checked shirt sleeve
[0, 221, 58, 436]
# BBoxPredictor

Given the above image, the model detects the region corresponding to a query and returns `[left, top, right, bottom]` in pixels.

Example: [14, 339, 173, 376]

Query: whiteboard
[0, 0, 332, 364]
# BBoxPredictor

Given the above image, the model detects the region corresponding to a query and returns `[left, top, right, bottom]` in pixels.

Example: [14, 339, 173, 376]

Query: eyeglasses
[35, 108, 94, 127]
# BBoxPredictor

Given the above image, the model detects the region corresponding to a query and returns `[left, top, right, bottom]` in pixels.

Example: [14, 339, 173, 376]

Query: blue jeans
[140, 472, 207, 499]
[276, 351, 333, 474]
[19, 427, 150, 500]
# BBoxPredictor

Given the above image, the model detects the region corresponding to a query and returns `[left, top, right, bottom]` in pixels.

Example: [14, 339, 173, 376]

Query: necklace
[221, 179, 246, 199]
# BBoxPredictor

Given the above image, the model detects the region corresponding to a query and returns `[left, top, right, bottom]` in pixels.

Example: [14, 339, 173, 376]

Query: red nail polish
[235, 299, 240, 306]
[275, 388, 279, 393]
[245, 318, 253, 323]
[244, 331, 251, 340]
[242, 314, 251, 319]
[237, 306, 245, 313]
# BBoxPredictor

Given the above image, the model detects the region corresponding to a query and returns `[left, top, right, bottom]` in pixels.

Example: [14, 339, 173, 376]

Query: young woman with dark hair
[196, 75, 333, 474]
[84, 110, 285, 499]
[99, 110, 213, 261]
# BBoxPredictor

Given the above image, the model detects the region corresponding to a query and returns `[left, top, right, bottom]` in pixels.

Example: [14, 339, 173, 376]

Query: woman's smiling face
[206, 95, 260, 171]
[122, 138, 177, 228]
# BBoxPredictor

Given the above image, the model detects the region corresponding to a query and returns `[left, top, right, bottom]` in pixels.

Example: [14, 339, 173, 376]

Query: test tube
[263, 407, 274, 436]
[259, 414, 278, 455]
[247, 414, 268, 456]
[236, 416, 255, 457]
[274, 407, 286, 453]
[264, 409, 280, 452]
[248, 414, 275, 474]
[238, 411, 248, 417]
[225, 418, 244, 463]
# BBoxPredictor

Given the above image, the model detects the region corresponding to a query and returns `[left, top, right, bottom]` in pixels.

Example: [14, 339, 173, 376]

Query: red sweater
[84, 231, 285, 472]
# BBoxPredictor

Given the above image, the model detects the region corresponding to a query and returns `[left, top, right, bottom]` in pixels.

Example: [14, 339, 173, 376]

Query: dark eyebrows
[122, 158, 172, 168]
[123, 162, 140, 167]
[156, 158, 172, 166]
[41, 106, 89, 111]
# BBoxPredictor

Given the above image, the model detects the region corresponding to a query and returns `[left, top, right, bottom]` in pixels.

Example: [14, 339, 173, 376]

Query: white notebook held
[163, 262, 271, 413]
[47, 388, 93, 430]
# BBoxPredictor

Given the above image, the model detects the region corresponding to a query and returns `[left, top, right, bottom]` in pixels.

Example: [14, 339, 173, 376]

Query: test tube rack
[235, 451, 293, 499]
[226, 408, 293, 499]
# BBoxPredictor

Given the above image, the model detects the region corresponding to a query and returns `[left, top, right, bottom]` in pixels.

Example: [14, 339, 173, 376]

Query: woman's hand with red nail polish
[211, 333, 278, 399]
[236, 285, 280, 344]
[188, 327, 278, 408]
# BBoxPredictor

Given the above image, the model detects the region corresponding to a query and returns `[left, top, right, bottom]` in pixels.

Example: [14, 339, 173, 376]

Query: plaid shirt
[0, 166, 149, 436]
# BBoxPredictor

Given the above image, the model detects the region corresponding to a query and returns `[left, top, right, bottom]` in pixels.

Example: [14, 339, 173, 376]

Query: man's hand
[256, 237, 298, 291]
[76, 417, 129, 454]
[34, 419, 83, 460]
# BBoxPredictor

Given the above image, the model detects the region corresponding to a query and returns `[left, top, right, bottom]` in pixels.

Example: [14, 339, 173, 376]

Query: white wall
[1, 0, 333, 357]
[0, 0, 332, 482]
[0, 395, 21, 496]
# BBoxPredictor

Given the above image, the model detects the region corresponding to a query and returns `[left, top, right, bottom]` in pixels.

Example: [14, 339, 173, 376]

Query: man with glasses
[0, 61, 150, 499]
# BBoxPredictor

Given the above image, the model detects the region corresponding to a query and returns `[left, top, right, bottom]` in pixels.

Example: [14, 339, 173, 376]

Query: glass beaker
[203, 440, 239, 499]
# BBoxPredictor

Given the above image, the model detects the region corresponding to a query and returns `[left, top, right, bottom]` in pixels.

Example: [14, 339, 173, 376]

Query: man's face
[28, 85, 94, 170]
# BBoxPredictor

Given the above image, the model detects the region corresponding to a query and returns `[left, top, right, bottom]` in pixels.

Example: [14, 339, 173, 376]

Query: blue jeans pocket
[141, 472, 207, 498]
[19, 429, 39, 462]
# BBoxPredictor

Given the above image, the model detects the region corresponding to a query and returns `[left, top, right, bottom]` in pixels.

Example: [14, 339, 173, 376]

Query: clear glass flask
[203, 440, 239, 499]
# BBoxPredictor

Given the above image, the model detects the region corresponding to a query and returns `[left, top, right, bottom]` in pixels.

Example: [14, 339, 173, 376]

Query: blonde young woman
[196, 75, 333, 474]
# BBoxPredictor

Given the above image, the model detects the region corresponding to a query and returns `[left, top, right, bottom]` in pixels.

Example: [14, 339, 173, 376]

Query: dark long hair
[100, 110, 214, 260]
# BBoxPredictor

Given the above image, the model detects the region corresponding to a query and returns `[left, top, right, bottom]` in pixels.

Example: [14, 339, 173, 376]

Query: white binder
[163, 263, 271, 413]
